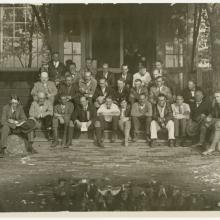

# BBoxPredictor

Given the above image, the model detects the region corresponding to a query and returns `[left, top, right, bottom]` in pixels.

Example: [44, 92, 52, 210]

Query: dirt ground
[0, 141, 220, 212]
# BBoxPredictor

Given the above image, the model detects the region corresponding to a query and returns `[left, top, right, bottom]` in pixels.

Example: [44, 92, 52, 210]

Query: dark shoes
[97, 141, 104, 148]
[150, 139, 157, 148]
[51, 140, 59, 148]
[169, 139, 175, 148]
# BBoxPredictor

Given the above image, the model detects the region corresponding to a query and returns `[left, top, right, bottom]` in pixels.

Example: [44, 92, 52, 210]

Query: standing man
[31, 71, 57, 104]
[133, 65, 151, 88]
[95, 96, 120, 147]
[48, 52, 66, 82]
[51, 94, 74, 148]
[131, 93, 152, 142]
[96, 63, 115, 88]
[150, 94, 175, 147]
[117, 64, 133, 89]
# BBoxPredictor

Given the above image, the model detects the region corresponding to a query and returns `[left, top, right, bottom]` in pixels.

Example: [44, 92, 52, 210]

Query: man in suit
[48, 52, 66, 83]
[1, 95, 37, 155]
[129, 79, 148, 105]
[149, 76, 173, 104]
[115, 78, 130, 105]
[187, 89, 212, 145]
[96, 63, 115, 88]
[51, 94, 74, 148]
[31, 71, 57, 104]
[67, 62, 81, 83]
[93, 78, 116, 108]
[58, 74, 80, 105]
[182, 80, 201, 105]
[71, 96, 97, 139]
[150, 93, 175, 147]
[117, 64, 133, 89]
[81, 58, 97, 78]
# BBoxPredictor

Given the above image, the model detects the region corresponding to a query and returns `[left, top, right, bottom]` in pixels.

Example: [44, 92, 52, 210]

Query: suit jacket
[182, 86, 201, 105]
[78, 78, 97, 98]
[72, 103, 97, 123]
[48, 61, 66, 81]
[31, 81, 58, 100]
[149, 85, 173, 104]
[152, 103, 173, 124]
[96, 71, 115, 88]
[93, 86, 116, 102]
[54, 102, 74, 122]
[131, 101, 152, 117]
[1, 104, 27, 127]
[58, 82, 79, 102]
[129, 86, 148, 104]
[117, 73, 133, 88]
[115, 87, 130, 104]
[190, 98, 211, 122]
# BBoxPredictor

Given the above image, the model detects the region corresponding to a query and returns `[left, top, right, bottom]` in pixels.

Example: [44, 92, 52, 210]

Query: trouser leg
[166, 120, 175, 140]
[180, 119, 187, 137]
[111, 116, 119, 140]
[124, 120, 131, 141]
[145, 116, 152, 137]
[94, 119, 104, 145]
[209, 120, 220, 150]
[174, 119, 180, 137]
[150, 120, 160, 139]
[62, 124, 68, 145]
[67, 121, 74, 146]
[1, 125, 11, 149]
[131, 116, 140, 139]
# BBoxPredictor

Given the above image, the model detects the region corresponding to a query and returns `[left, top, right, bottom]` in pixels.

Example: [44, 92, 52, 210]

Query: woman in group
[118, 99, 131, 147]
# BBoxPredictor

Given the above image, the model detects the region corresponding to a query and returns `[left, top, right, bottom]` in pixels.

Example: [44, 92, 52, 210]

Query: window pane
[2, 8, 13, 22]
[165, 55, 179, 68]
[15, 23, 25, 37]
[73, 42, 81, 54]
[179, 55, 183, 67]
[64, 42, 73, 55]
[165, 42, 173, 54]
[15, 8, 25, 22]
[3, 23, 13, 37]
[3, 38, 13, 52]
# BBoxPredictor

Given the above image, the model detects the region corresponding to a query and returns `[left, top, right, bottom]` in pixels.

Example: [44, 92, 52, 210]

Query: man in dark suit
[96, 63, 115, 88]
[93, 78, 116, 108]
[115, 78, 130, 105]
[71, 96, 97, 139]
[150, 93, 175, 147]
[48, 52, 66, 82]
[117, 64, 133, 89]
[182, 80, 201, 105]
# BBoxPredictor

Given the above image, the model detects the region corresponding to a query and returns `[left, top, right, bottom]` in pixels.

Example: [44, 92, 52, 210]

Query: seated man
[96, 63, 115, 88]
[29, 92, 53, 140]
[117, 64, 133, 89]
[31, 71, 57, 104]
[58, 74, 80, 105]
[129, 79, 148, 105]
[171, 95, 190, 141]
[150, 94, 175, 147]
[118, 99, 131, 147]
[133, 64, 151, 88]
[93, 78, 116, 108]
[1, 95, 37, 155]
[95, 96, 120, 147]
[182, 80, 201, 105]
[202, 91, 220, 155]
[131, 93, 152, 142]
[186, 89, 211, 142]
[51, 94, 74, 148]
[115, 78, 130, 105]
[71, 96, 97, 139]
[149, 76, 173, 104]
[78, 71, 97, 102]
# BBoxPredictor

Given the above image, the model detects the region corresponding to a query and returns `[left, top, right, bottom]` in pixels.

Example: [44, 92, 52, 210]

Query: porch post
[120, 17, 124, 67]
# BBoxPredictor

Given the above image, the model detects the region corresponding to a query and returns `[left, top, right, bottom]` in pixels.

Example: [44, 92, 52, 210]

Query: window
[165, 38, 183, 68]
[0, 5, 43, 68]
[63, 19, 81, 71]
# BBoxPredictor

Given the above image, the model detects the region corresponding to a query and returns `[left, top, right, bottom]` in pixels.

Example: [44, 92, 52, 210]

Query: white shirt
[97, 103, 120, 122]
[133, 71, 151, 87]
[191, 91, 195, 97]
[54, 61, 59, 68]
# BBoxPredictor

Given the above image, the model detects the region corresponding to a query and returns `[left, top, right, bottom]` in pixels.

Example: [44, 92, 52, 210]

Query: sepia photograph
[0, 1, 219, 215]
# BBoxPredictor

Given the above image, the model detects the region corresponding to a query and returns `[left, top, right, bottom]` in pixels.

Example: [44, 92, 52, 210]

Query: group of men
[1, 52, 220, 156]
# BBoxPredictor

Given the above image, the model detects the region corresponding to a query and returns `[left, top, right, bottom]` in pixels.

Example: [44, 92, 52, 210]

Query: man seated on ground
[29, 92, 53, 140]
[183, 80, 201, 105]
[186, 89, 211, 143]
[0, 95, 37, 155]
[129, 79, 148, 105]
[66, 62, 81, 83]
[131, 93, 152, 143]
[51, 94, 74, 148]
[96, 63, 115, 88]
[149, 76, 173, 104]
[133, 64, 151, 88]
[171, 95, 190, 144]
[78, 71, 97, 103]
[118, 99, 131, 147]
[117, 64, 133, 89]
[48, 51, 66, 83]
[93, 78, 116, 108]
[58, 74, 80, 105]
[71, 96, 97, 139]
[95, 96, 120, 147]
[31, 71, 57, 104]
[150, 93, 175, 147]
[198, 91, 220, 155]
[115, 78, 130, 105]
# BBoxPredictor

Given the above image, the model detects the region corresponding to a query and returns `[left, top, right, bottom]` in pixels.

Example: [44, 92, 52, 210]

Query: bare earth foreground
[1, 140, 220, 212]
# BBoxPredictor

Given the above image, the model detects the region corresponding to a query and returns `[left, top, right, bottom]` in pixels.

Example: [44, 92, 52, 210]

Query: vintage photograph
[0, 2, 219, 213]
